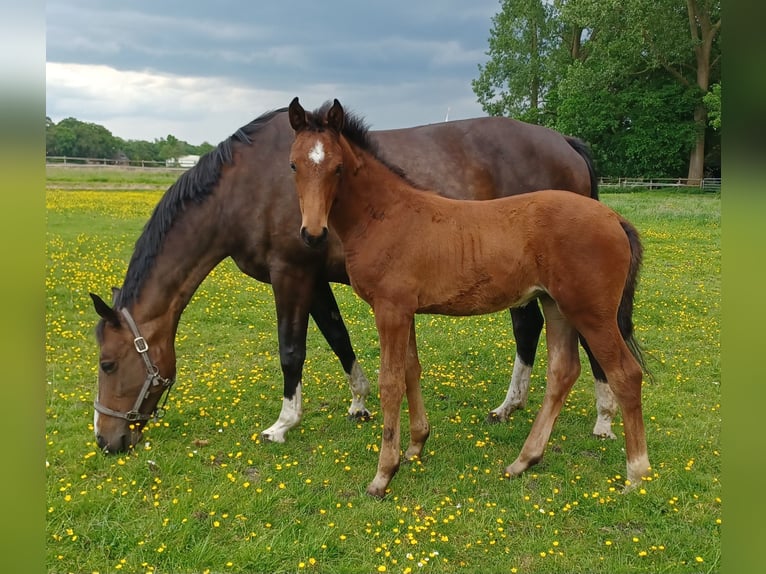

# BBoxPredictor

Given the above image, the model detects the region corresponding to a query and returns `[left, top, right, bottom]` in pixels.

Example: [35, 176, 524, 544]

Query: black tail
[618, 219, 649, 376]
[565, 136, 599, 201]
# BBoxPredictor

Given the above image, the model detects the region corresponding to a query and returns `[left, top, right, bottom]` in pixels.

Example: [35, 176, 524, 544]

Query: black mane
[112, 107, 287, 312]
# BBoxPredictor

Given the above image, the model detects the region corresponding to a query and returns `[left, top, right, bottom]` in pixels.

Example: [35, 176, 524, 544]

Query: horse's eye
[289, 161, 297, 172]
[100, 361, 117, 374]
[335, 164, 343, 176]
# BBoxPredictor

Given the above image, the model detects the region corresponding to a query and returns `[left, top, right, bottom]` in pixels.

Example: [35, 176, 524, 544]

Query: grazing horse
[287, 98, 650, 498]
[90, 104, 614, 454]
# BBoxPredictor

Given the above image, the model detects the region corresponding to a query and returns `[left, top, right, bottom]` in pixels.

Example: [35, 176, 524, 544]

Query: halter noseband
[93, 308, 175, 423]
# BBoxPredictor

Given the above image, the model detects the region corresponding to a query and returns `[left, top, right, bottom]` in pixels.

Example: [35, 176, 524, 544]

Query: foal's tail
[618, 219, 648, 375]
[565, 136, 599, 200]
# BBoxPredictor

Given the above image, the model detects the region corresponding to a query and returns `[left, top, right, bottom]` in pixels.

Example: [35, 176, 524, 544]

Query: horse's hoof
[260, 430, 287, 444]
[592, 430, 617, 440]
[348, 409, 372, 422]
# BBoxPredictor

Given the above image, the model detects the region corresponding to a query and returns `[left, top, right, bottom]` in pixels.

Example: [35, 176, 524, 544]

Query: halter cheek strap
[93, 308, 175, 423]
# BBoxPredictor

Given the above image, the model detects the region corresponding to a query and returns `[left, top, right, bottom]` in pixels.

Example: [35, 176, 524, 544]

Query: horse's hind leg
[579, 335, 619, 439]
[505, 297, 580, 478]
[488, 303, 541, 423]
[403, 319, 430, 461]
[310, 280, 371, 419]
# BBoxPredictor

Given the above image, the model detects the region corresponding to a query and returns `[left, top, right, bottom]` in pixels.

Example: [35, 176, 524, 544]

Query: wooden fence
[599, 177, 721, 192]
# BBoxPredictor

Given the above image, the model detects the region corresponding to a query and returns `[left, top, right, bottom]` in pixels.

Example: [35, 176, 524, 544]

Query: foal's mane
[307, 102, 414, 184]
[110, 107, 287, 314]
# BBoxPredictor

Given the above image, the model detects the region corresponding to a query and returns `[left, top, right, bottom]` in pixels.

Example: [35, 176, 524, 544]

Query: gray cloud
[46, 0, 498, 143]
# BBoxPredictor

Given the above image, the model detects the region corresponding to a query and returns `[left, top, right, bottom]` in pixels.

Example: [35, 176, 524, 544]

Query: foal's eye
[289, 161, 297, 172]
[335, 164, 343, 176]
[100, 361, 117, 374]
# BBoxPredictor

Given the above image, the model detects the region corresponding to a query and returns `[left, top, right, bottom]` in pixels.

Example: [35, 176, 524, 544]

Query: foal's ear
[90, 292, 121, 327]
[326, 99, 344, 133]
[288, 97, 307, 131]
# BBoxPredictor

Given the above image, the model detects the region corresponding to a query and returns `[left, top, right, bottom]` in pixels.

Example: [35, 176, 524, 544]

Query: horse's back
[373, 117, 592, 200]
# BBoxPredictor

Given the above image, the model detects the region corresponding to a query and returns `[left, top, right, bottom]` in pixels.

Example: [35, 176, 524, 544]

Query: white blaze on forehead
[308, 141, 325, 165]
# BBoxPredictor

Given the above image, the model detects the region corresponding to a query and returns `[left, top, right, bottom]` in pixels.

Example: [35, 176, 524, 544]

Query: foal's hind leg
[488, 303, 541, 422]
[505, 298, 580, 478]
[579, 326, 650, 487]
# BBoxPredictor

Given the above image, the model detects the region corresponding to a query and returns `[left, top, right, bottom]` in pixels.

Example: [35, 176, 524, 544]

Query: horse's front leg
[403, 319, 429, 461]
[260, 270, 313, 443]
[309, 280, 371, 419]
[366, 306, 412, 499]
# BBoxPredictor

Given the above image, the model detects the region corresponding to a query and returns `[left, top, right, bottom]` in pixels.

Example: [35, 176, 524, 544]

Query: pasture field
[46, 183, 720, 573]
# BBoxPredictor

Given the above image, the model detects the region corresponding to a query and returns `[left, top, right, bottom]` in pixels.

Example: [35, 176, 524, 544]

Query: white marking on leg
[489, 354, 532, 421]
[626, 453, 651, 489]
[308, 141, 325, 165]
[347, 360, 371, 417]
[261, 383, 303, 443]
[592, 379, 618, 439]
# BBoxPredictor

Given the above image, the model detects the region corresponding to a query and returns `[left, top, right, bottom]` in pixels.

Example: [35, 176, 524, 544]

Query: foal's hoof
[348, 408, 372, 422]
[486, 411, 507, 424]
[365, 483, 388, 499]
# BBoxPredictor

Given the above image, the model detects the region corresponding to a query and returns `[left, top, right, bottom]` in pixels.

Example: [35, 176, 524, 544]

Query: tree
[473, 0, 721, 178]
[472, 0, 560, 124]
[46, 117, 117, 159]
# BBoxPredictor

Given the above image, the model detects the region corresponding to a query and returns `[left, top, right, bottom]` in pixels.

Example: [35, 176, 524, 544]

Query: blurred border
[0, 1, 45, 570]
[723, 2, 766, 573]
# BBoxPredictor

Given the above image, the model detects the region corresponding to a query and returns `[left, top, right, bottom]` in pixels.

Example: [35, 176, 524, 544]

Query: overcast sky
[46, 0, 500, 145]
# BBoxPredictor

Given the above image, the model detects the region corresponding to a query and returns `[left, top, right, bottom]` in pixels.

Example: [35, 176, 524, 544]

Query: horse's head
[89, 291, 176, 453]
[288, 97, 357, 249]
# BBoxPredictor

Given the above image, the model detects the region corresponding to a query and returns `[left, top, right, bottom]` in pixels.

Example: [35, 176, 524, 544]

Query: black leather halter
[93, 308, 175, 423]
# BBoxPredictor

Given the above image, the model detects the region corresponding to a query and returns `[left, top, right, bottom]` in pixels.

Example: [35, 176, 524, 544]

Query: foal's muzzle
[301, 226, 329, 249]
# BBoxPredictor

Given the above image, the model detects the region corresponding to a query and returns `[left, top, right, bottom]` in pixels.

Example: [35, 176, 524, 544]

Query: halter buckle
[125, 410, 144, 422]
[133, 336, 149, 354]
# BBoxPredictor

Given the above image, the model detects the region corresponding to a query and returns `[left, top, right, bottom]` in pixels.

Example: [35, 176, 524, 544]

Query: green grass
[46, 165, 184, 188]
[46, 187, 720, 573]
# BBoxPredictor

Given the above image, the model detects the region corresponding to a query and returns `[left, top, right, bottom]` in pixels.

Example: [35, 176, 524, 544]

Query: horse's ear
[90, 292, 121, 327]
[288, 97, 307, 132]
[326, 99, 344, 133]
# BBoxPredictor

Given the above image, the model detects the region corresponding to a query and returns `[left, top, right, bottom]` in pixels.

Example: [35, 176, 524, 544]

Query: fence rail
[599, 177, 721, 192]
[47, 157, 722, 192]
[46, 156, 186, 170]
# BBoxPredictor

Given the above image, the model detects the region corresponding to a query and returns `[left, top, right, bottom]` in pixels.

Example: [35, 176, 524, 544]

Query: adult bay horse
[90, 104, 614, 454]
[288, 98, 650, 498]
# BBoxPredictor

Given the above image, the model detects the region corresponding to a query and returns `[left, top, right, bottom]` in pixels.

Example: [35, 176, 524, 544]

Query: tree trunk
[685, 0, 720, 181]
[687, 104, 706, 181]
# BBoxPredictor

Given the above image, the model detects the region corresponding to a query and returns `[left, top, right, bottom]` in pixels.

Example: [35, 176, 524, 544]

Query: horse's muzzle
[301, 226, 329, 249]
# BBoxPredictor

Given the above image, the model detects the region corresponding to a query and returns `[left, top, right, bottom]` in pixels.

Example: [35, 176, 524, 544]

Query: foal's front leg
[366, 308, 412, 499]
[403, 319, 429, 461]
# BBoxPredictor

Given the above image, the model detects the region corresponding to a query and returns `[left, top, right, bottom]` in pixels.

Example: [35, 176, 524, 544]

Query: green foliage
[46, 116, 216, 162]
[46, 183, 720, 573]
[473, 0, 721, 178]
[704, 83, 721, 130]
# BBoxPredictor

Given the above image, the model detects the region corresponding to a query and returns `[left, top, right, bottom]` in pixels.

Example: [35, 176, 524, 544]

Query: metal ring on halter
[93, 308, 175, 423]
